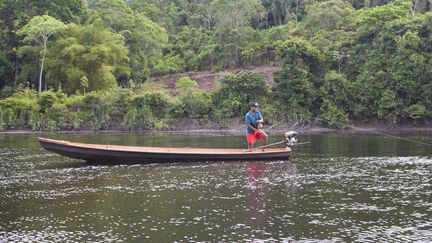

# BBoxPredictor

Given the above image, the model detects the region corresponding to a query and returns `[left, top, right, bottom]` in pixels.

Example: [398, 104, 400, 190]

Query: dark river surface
[0, 132, 432, 242]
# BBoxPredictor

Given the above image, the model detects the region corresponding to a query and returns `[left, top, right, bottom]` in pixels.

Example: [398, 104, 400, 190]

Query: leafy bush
[38, 91, 58, 112]
[152, 55, 185, 75]
[318, 71, 351, 115]
[0, 108, 3, 131]
[0, 86, 12, 99]
[64, 94, 85, 111]
[2, 108, 16, 129]
[91, 104, 110, 130]
[69, 109, 84, 130]
[212, 72, 268, 118]
[176, 77, 198, 91]
[46, 103, 68, 129]
[133, 92, 171, 119]
[166, 98, 185, 119]
[82, 92, 105, 110]
[80, 92, 111, 130]
[404, 104, 426, 120]
[319, 99, 349, 128]
[274, 38, 323, 116]
[123, 106, 154, 130]
[109, 88, 133, 116]
[377, 90, 399, 122]
[181, 90, 211, 119]
[0, 94, 38, 128]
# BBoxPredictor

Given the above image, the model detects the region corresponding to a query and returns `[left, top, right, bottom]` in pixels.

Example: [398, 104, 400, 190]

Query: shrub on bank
[0, 90, 38, 129]
[126, 92, 179, 130]
[212, 72, 268, 120]
[123, 106, 155, 130]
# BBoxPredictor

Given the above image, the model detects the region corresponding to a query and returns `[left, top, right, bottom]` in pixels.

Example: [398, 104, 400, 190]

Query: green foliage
[0, 0, 86, 26]
[17, 15, 67, 92]
[240, 26, 287, 66]
[166, 98, 185, 119]
[2, 0, 432, 130]
[0, 52, 13, 91]
[274, 38, 324, 116]
[45, 23, 130, 94]
[46, 103, 68, 129]
[90, 103, 110, 130]
[152, 55, 185, 75]
[89, 0, 168, 83]
[135, 92, 171, 119]
[80, 76, 89, 94]
[180, 90, 212, 119]
[161, 27, 216, 71]
[0, 108, 4, 131]
[17, 15, 66, 45]
[319, 99, 349, 128]
[109, 88, 133, 116]
[0, 91, 38, 128]
[123, 106, 154, 130]
[211, 0, 266, 30]
[212, 72, 268, 118]
[355, 0, 412, 33]
[2, 108, 16, 129]
[303, 0, 354, 34]
[38, 91, 58, 112]
[404, 104, 427, 120]
[176, 77, 198, 91]
[319, 71, 351, 114]
[69, 109, 84, 130]
[80, 92, 111, 130]
[377, 90, 399, 122]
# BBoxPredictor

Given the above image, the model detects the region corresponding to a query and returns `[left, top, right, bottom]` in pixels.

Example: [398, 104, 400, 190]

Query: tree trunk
[38, 43, 47, 93]
[13, 53, 18, 91]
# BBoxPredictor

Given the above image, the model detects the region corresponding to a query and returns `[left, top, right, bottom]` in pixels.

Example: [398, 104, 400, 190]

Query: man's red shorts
[247, 131, 261, 144]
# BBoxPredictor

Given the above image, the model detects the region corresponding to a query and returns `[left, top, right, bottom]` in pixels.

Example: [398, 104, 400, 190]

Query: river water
[0, 132, 431, 242]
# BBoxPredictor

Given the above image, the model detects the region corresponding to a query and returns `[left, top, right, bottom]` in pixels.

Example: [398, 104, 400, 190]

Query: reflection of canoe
[38, 137, 291, 163]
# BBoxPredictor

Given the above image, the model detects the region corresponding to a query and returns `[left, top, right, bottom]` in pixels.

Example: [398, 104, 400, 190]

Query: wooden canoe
[38, 137, 291, 163]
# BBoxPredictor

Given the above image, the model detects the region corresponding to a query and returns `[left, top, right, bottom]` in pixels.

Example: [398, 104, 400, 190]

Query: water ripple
[1, 137, 432, 242]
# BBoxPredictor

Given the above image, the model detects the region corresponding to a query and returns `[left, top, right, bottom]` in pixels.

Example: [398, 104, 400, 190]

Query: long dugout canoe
[38, 137, 291, 163]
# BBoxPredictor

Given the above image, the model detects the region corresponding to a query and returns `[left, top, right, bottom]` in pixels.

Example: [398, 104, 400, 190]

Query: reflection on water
[245, 161, 297, 228]
[246, 162, 268, 226]
[0, 132, 432, 241]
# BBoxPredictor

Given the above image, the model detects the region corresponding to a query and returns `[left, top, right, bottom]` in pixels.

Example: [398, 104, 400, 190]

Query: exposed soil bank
[1, 122, 431, 135]
[151, 66, 279, 94]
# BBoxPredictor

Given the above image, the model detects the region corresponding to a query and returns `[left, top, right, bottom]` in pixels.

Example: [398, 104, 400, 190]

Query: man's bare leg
[248, 143, 254, 151]
[260, 131, 269, 152]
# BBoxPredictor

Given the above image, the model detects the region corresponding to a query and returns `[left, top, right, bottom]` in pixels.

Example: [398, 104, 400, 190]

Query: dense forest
[0, 0, 431, 131]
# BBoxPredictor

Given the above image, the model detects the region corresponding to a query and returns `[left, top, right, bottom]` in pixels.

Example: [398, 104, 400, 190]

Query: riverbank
[1, 123, 431, 135]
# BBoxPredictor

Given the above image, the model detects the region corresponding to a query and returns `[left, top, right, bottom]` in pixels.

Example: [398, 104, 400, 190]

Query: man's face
[251, 106, 258, 112]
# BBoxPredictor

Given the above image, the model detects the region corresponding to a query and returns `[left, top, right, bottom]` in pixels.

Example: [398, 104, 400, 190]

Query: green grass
[133, 81, 170, 95]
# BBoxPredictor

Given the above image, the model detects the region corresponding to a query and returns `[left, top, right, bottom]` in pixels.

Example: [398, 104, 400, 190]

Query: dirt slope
[151, 66, 280, 94]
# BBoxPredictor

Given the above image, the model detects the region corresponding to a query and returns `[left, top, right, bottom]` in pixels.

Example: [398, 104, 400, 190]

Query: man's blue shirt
[245, 111, 262, 134]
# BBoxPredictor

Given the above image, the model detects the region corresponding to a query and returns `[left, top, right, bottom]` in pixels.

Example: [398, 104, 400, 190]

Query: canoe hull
[38, 137, 291, 163]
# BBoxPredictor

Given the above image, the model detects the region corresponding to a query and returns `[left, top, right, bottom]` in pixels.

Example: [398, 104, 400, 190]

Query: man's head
[250, 102, 259, 111]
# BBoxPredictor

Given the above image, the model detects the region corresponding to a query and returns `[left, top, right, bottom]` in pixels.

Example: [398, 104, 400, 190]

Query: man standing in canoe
[245, 102, 268, 150]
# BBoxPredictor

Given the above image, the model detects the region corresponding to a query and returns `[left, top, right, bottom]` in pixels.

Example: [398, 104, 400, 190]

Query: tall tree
[17, 15, 66, 92]
[274, 38, 324, 116]
[303, 0, 354, 34]
[45, 23, 130, 94]
[211, 0, 266, 30]
[89, 0, 167, 82]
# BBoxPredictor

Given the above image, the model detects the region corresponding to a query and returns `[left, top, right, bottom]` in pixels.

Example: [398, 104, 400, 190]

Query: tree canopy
[1, 0, 432, 126]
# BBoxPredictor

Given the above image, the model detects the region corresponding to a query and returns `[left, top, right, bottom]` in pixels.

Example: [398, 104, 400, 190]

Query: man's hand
[257, 119, 264, 129]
